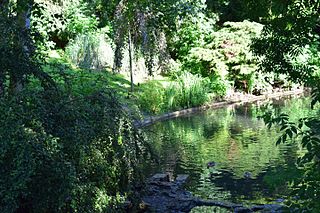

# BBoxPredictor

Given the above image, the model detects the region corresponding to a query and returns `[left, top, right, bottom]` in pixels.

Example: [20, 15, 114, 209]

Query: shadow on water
[143, 95, 318, 207]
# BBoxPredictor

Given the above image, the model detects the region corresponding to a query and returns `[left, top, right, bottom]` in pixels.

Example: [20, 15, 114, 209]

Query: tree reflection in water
[144, 96, 317, 205]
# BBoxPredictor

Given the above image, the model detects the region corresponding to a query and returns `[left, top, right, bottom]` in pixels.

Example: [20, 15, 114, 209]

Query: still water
[143, 96, 317, 211]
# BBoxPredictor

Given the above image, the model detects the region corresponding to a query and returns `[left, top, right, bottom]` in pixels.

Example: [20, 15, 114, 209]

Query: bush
[182, 21, 273, 93]
[169, 12, 217, 60]
[137, 81, 165, 114]
[136, 72, 210, 114]
[0, 89, 146, 213]
[209, 75, 230, 97]
[65, 29, 114, 69]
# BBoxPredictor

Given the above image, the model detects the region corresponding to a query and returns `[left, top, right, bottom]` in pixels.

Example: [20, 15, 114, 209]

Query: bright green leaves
[137, 80, 165, 114]
[136, 72, 210, 114]
[180, 21, 270, 95]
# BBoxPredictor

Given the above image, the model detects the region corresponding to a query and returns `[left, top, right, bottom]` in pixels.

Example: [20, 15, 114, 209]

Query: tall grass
[136, 72, 210, 114]
[165, 72, 210, 110]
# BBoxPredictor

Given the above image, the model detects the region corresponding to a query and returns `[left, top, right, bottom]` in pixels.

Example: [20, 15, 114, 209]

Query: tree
[253, 1, 320, 83]
[0, 0, 54, 97]
[253, 1, 320, 210]
[110, 0, 207, 91]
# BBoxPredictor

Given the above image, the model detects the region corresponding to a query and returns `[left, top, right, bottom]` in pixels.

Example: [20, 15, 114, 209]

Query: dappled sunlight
[2, 0, 320, 211]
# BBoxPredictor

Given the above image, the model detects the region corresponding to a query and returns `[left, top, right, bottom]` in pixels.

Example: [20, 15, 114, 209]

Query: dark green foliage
[206, 0, 289, 23]
[0, 18, 147, 209]
[252, 1, 320, 84]
[253, 4, 320, 208]
[4, 0, 320, 210]
[0, 88, 146, 212]
[259, 110, 320, 210]
[0, 3, 54, 96]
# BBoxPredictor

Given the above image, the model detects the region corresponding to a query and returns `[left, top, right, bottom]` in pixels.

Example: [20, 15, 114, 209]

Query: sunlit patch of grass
[29, 50, 131, 98]
[39, 51, 212, 116]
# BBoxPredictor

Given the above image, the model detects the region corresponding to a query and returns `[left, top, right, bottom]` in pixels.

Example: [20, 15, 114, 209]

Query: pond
[143, 95, 317, 211]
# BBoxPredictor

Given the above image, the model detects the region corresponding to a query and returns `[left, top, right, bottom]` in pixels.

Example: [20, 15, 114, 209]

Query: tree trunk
[9, 0, 33, 94]
[128, 28, 134, 93]
[17, 0, 33, 29]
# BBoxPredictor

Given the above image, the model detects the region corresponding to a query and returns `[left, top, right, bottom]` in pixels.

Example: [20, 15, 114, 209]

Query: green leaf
[267, 123, 272, 129]
[280, 125, 288, 131]
[296, 158, 301, 166]
[305, 121, 312, 128]
[311, 98, 318, 109]
[302, 135, 310, 148]
[280, 113, 289, 117]
[307, 143, 312, 151]
[311, 137, 320, 145]
[283, 134, 287, 142]
[276, 136, 282, 145]
[286, 129, 293, 139]
[291, 126, 298, 134]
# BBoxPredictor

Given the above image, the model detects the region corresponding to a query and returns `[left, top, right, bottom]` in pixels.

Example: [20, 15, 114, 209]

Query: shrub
[181, 21, 274, 94]
[0, 89, 146, 213]
[137, 81, 165, 114]
[65, 29, 114, 69]
[169, 13, 217, 60]
[209, 75, 230, 97]
[136, 72, 210, 114]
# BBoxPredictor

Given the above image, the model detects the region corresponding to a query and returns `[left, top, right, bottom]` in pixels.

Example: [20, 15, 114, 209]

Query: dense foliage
[0, 2, 146, 212]
[182, 21, 265, 94]
[253, 1, 320, 210]
[2, 0, 320, 211]
[0, 4, 53, 96]
[0, 89, 146, 212]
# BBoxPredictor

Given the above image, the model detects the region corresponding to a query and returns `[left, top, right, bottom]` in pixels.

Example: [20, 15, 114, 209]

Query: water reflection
[144, 96, 317, 205]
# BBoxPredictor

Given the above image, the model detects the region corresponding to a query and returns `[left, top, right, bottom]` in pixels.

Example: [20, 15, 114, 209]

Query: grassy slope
[34, 50, 173, 118]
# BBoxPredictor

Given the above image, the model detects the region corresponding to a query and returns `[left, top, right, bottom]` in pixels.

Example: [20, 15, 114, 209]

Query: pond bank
[134, 89, 305, 128]
[140, 173, 283, 212]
